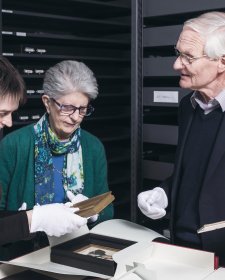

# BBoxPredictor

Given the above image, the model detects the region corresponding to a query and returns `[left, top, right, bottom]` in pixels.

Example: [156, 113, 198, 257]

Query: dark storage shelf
[106, 147, 130, 164]
[2, 31, 130, 48]
[93, 128, 130, 142]
[143, 57, 178, 77]
[143, 25, 182, 48]
[3, 0, 130, 20]
[87, 106, 130, 121]
[21, 75, 130, 82]
[109, 177, 130, 186]
[144, 76, 180, 87]
[143, 143, 176, 163]
[113, 196, 130, 207]
[143, 0, 225, 19]
[108, 166, 130, 185]
[25, 92, 131, 100]
[2, 9, 130, 36]
[26, 95, 42, 99]
[13, 120, 38, 125]
[3, 53, 129, 63]
[143, 159, 174, 181]
[143, 106, 178, 125]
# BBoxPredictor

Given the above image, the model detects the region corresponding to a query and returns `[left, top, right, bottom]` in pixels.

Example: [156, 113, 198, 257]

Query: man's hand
[137, 187, 168, 219]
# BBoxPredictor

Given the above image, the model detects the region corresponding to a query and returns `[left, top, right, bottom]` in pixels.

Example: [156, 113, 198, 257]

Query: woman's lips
[64, 122, 77, 127]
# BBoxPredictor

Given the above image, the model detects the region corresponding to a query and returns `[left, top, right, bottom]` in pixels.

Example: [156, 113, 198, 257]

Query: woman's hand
[28, 203, 87, 237]
[66, 190, 99, 223]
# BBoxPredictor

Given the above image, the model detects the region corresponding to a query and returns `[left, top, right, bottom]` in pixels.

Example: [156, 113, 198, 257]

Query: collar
[190, 90, 225, 114]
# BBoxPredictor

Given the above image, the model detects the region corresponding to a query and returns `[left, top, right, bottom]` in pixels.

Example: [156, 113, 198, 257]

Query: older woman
[0, 59, 113, 218]
[0, 57, 87, 259]
[0, 60, 113, 258]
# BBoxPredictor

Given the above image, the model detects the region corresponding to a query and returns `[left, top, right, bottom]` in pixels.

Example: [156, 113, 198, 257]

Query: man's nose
[173, 56, 184, 70]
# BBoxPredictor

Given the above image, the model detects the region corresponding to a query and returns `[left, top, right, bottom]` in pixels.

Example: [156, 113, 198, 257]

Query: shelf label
[19, 116, 29, 120]
[35, 69, 45, 74]
[2, 53, 14, 56]
[153, 91, 178, 103]
[31, 115, 41, 120]
[36, 49, 47, 54]
[2, 31, 13, 35]
[16, 32, 26, 37]
[2, 9, 13, 13]
[24, 47, 35, 53]
[27, 90, 35, 94]
[36, 90, 44, 94]
[24, 69, 33, 74]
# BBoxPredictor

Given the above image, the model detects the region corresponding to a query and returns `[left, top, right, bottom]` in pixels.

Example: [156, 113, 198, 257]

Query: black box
[50, 233, 136, 276]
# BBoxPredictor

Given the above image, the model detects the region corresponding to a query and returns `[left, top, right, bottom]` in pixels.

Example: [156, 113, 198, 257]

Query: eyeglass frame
[50, 98, 94, 117]
[174, 46, 212, 65]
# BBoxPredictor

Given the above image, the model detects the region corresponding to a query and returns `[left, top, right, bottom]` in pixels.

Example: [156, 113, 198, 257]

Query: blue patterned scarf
[34, 114, 84, 205]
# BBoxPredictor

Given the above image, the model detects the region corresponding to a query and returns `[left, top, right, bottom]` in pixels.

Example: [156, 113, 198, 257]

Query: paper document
[198, 220, 225, 233]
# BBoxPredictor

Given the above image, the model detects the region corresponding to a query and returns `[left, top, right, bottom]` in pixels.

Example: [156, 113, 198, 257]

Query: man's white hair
[184, 11, 225, 59]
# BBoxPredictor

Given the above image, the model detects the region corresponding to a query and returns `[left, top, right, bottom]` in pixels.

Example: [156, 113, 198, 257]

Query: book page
[73, 192, 115, 218]
[198, 220, 225, 233]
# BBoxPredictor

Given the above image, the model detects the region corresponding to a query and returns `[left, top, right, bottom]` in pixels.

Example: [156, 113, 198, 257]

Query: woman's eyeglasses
[51, 98, 94, 117]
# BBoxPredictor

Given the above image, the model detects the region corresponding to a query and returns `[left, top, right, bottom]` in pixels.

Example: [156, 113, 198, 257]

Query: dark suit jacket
[163, 92, 225, 260]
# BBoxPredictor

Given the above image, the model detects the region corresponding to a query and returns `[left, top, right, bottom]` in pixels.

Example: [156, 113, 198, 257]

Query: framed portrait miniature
[50, 233, 136, 276]
[74, 243, 119, 261]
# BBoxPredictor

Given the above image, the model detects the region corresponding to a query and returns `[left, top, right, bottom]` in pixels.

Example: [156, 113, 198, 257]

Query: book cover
[73, 191, 115, 218]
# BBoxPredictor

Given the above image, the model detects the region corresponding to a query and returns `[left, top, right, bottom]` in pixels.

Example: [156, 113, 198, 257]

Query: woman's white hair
[184, 11, 225, 59]
[43, 60, 98, 99]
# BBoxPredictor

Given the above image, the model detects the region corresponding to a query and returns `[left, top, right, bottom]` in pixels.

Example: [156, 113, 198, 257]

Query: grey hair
[43, 60, 98, 99]
[183, 11, 225, 59]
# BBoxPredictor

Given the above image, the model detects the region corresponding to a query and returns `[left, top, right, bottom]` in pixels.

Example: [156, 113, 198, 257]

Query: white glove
[137, 187, 168, 220]
[66, 190, 99, 223]
[66, 191, 89, 205]
[87, 214, 99, 223]
[18, 202, 27, 211]
[30, 203, 87, 237]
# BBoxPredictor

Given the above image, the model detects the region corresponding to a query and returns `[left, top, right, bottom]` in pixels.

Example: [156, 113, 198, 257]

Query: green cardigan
[0, 125, 113, 223]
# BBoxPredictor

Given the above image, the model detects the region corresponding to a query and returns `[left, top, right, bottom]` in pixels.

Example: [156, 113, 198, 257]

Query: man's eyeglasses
[174, 47, 208, 65]
[51, 98, 94, 117]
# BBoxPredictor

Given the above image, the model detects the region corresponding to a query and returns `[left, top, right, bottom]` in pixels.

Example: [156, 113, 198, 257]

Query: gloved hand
[66, 191, 89, 205]
[30, 203, 87, 237]
[137, 187, 168, 220]
[66, 190, 99, 223]
[18, 202, 27, 211]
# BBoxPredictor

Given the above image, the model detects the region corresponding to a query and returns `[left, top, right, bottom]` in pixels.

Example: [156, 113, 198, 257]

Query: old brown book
[73, 191, 115, 218]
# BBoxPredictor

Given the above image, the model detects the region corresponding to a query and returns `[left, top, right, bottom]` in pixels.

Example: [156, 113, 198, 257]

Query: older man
[138, 11, 225, 264]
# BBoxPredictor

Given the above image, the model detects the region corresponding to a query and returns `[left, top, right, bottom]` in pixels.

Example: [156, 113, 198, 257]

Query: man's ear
[218, 56, 225, 73]
[42, 95, 50, 113]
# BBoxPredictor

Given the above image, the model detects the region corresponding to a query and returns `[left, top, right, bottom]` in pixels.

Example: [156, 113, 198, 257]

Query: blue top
[52, 154, 65, 203]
